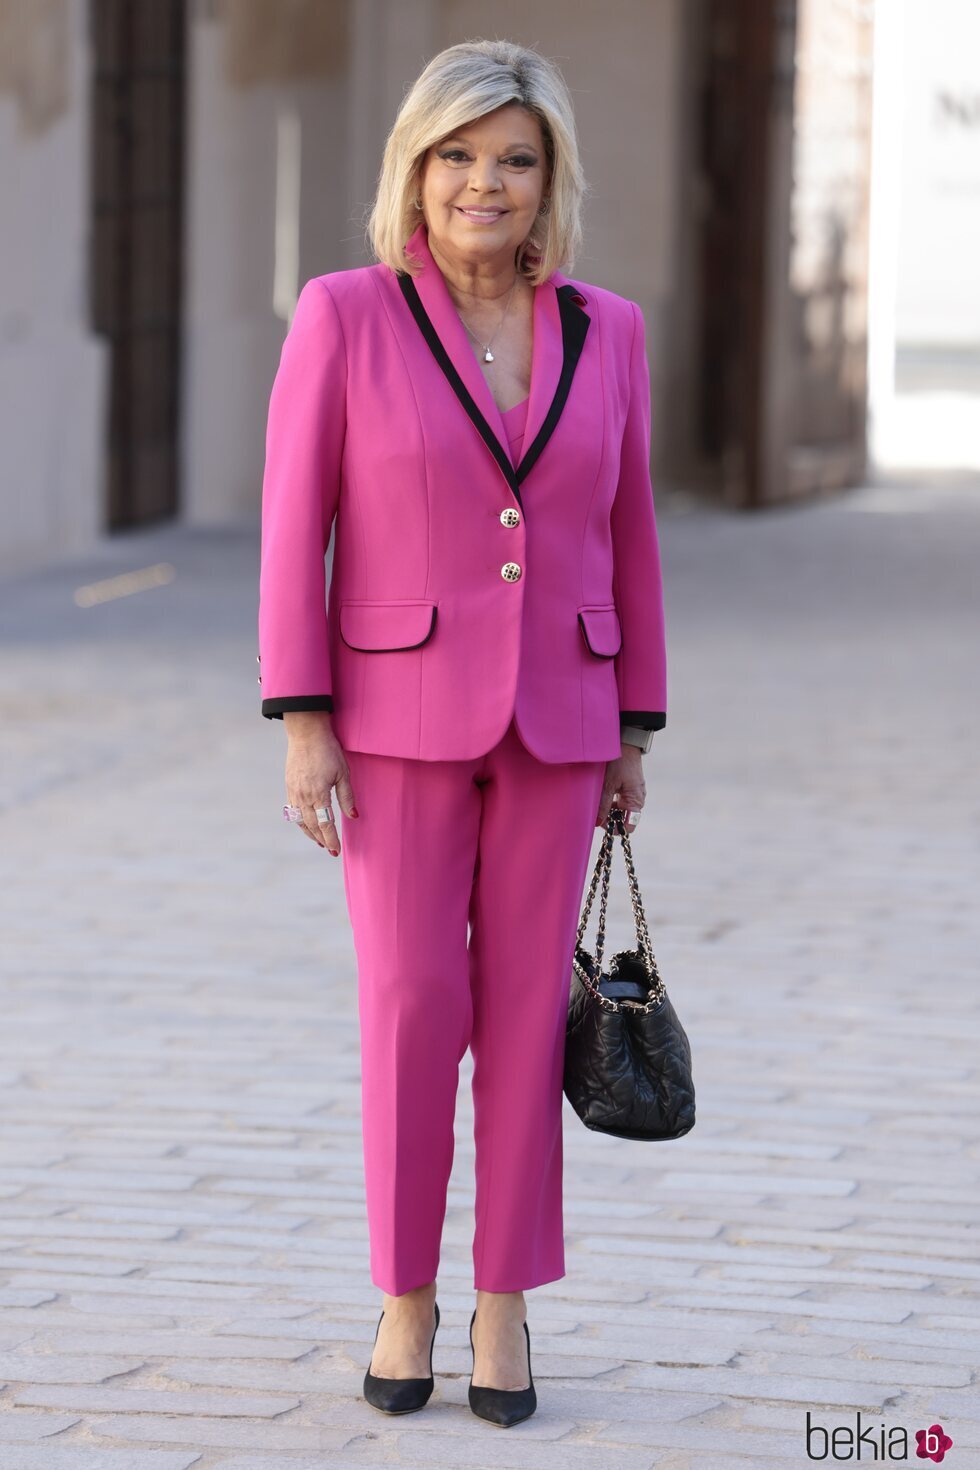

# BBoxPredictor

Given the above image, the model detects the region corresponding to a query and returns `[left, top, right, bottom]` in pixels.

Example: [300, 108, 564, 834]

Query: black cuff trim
[262, 695, 334, 721]
[619, 711, 666, 731]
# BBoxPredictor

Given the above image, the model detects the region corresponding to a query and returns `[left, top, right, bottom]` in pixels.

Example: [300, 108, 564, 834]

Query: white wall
[895, 0, 980, 344]
[868, 0, 980, 469]
[0, 0, 106, 573]
[180, 5, 350, 527]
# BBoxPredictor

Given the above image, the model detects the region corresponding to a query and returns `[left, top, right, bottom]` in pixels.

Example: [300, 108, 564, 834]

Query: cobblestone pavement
[0, 476, 978, 1469]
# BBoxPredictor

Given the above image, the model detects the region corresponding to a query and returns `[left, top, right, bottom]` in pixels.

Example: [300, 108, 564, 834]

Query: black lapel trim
[516, 284, 590, 485]
[397, 271, 521, 506]
[396, 272, 590, 511]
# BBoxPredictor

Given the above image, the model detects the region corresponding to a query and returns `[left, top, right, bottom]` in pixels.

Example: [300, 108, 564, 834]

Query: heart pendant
[484, 348, 494, 362]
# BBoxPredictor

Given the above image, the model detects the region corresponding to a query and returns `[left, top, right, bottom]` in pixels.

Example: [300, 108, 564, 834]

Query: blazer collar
[395, 220, 590, 509]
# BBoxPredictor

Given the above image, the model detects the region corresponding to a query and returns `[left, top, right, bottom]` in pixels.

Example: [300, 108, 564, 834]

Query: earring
[413, 195, 423, 210]
[538, 198, 551, 215]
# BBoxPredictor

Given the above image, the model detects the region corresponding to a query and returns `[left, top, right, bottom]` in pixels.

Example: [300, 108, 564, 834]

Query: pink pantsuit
[258, 221, 667, 1293]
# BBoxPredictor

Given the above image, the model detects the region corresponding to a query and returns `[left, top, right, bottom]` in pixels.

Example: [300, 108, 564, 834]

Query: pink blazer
[257, 221, 667, 763]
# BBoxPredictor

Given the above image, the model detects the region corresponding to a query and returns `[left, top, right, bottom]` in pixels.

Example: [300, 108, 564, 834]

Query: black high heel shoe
[467, 1306, 537, 1426]
[362, 1299, 439, 1414]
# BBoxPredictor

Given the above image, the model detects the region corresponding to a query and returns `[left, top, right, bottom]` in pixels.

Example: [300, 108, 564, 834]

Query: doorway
[89, 0, 185, 529]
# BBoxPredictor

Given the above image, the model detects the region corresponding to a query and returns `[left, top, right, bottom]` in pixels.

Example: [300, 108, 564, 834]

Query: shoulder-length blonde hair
[365, 39, 587, 286]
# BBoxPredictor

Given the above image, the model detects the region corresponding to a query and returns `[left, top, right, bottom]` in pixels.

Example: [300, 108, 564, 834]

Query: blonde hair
[365, 39, 587, 286]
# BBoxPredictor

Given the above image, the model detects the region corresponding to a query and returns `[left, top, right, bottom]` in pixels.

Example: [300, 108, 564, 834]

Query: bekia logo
[915, 1424, 954, 1463]
[805, 1411, 954, 1461]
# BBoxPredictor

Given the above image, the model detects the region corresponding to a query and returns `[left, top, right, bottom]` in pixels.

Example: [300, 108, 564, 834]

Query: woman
[257, 39, 667, 1425]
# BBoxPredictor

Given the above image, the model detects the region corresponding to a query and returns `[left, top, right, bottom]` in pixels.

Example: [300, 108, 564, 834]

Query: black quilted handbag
[564, 806, 695, 1141]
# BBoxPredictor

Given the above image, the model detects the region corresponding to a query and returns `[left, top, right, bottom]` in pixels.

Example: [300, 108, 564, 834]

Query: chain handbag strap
[572, 806, 668, 1014]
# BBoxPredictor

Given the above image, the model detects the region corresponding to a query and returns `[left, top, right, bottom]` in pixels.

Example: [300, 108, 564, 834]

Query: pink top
[501, 395, 530, 467]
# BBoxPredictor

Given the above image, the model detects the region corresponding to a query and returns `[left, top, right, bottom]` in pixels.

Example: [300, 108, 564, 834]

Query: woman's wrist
[284, 709, 334, 738]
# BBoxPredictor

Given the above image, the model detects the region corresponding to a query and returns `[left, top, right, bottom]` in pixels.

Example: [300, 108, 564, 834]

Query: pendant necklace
[456, 274, 520, 362]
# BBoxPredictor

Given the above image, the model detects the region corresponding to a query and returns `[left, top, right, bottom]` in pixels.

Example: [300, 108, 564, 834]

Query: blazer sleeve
[257, 278, 347, 720]
[611, 299, 667, 733]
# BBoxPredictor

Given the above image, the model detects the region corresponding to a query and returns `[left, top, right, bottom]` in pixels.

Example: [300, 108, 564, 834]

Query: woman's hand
[283, 711, 357, 854]
[596, 743, 646, 832]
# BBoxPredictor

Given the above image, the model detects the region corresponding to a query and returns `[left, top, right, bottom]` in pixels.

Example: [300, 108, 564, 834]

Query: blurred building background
[0, 0, 976, 573]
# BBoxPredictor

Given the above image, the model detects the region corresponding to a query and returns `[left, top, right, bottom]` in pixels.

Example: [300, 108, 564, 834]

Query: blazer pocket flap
[339, 599, 437, 651]
[578, 604, 622, 658]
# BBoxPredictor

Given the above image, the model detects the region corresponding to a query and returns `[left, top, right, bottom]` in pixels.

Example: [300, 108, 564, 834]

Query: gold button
[501, 562, 522, 582]
[500, 508, 520, 527]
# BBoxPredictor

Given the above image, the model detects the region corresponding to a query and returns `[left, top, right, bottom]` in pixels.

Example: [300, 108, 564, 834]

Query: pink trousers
[338, 715, 607, 1294]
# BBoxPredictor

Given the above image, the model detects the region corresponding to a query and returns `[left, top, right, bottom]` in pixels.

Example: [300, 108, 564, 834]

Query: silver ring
[314, 805, 333, 824]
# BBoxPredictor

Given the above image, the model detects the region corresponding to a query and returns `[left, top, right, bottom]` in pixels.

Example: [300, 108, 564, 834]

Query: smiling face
[417, 102, 549, 273]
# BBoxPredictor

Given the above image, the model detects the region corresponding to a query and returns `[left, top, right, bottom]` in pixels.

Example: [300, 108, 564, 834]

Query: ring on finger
[314, 805, 334, 825]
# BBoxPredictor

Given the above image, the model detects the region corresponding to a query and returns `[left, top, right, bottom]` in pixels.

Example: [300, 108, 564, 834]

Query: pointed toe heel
[467, 1306, 537, 1427]
[362, 1299, 439, 1414]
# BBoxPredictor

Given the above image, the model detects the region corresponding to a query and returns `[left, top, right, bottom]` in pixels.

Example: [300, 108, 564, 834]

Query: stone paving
[0, 474, 978, 1469]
